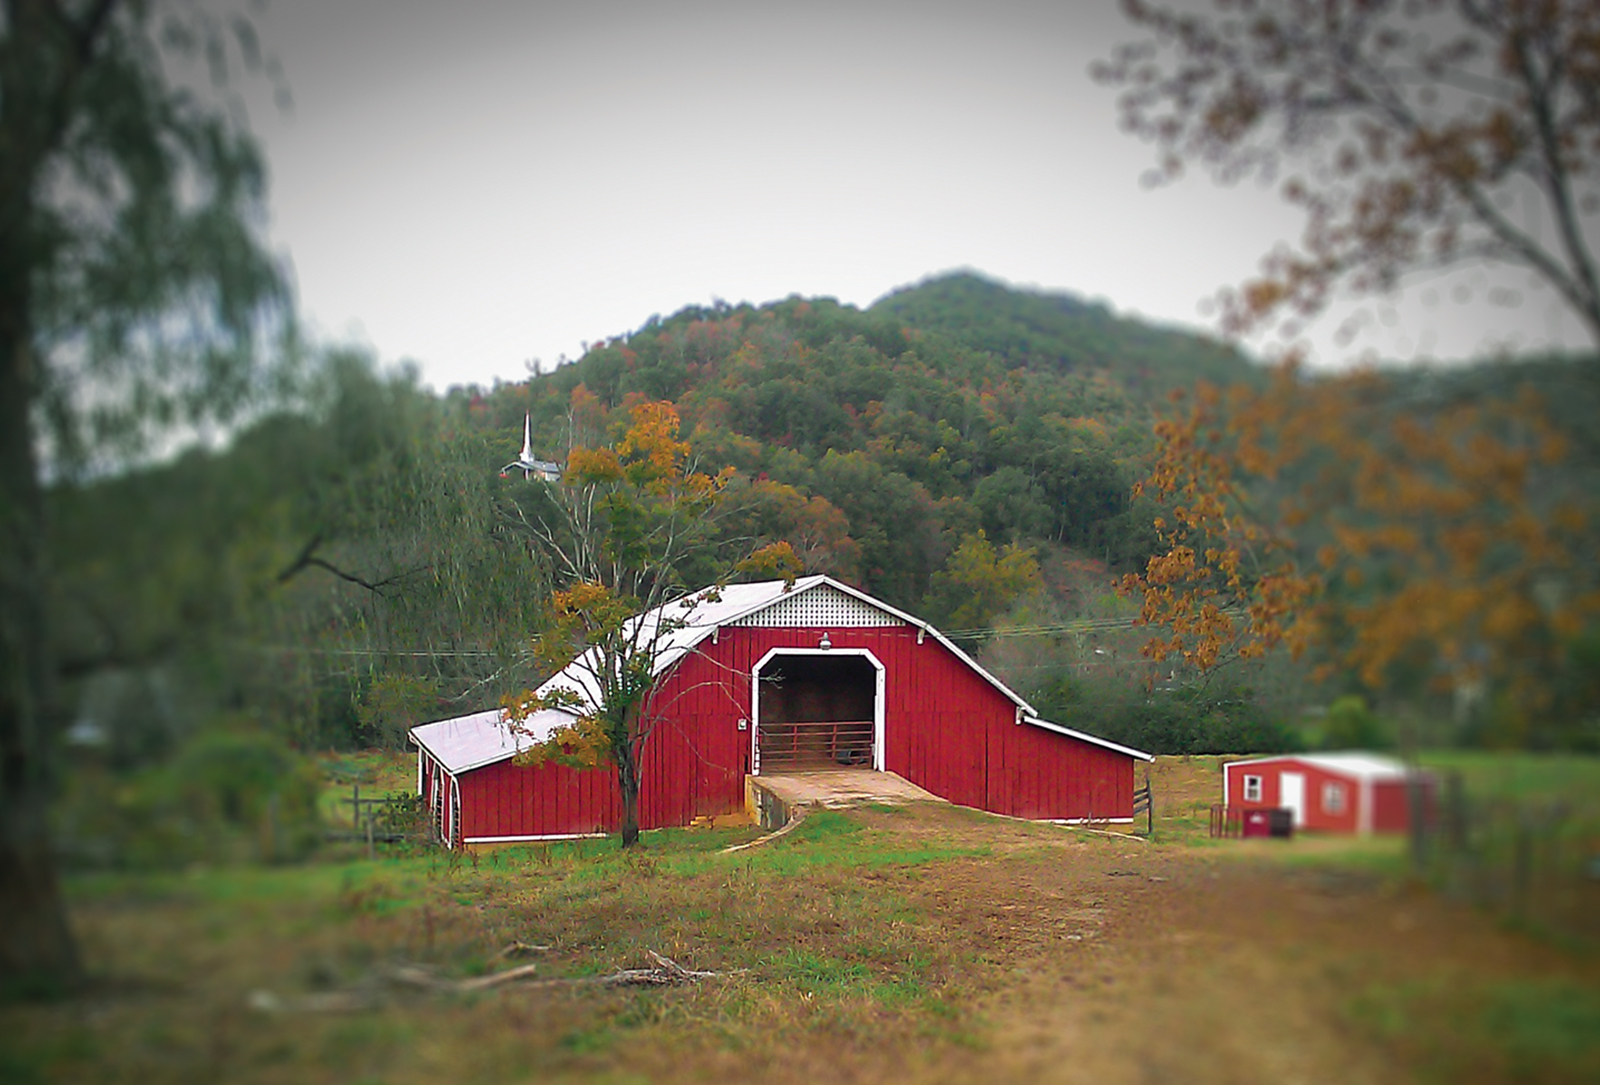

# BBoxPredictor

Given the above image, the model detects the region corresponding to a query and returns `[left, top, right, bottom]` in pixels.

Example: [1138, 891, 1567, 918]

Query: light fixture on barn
[818, 633, 832, 650]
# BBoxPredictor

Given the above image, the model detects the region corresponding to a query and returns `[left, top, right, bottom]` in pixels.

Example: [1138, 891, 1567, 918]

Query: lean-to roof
[411, 706, 580, 775]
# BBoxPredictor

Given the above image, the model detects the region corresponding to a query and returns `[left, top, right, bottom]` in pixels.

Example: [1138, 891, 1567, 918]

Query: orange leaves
[1126, 356, 1598, 712]
[564, 398, 733, 510]
[566, 447, 624, 484]
[499, 687, 612, 771]
[617, 401, 690, 477]
[550, 581, 632, 625]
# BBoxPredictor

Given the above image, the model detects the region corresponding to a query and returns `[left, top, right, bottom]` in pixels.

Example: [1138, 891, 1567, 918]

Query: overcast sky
[247, 0, 1591, 391]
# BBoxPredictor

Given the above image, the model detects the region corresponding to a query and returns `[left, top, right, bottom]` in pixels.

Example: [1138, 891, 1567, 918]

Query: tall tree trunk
[617, 749, 641, 849]
[0, 300, 81, 993]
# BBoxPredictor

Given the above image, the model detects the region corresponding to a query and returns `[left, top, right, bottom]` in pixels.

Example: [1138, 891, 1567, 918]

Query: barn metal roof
[1222, 752, 1428, 780]
[532, 575, 1046, 719]
[410, 706, 581, 775]
[412, 575, 1151, 773]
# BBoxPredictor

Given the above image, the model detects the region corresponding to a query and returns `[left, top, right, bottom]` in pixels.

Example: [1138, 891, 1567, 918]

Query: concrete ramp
[747, 771, 943, 829]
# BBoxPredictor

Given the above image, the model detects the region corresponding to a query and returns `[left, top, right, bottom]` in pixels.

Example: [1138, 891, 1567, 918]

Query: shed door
[1280, 771, 1306, 827]
[756, 654, 877, 772]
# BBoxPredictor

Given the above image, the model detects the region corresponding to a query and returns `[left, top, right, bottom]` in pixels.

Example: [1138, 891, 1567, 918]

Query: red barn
[1222, 753, 1435, 835]
[412, 576, 1151, 847]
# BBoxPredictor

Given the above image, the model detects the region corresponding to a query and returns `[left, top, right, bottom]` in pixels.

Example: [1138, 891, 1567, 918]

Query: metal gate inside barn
[754, 650, 881, 773]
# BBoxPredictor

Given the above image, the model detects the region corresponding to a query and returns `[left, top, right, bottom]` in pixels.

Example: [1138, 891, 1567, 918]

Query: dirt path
[782, 802, 1596, 1084]
[17, 799, 1597, 1085]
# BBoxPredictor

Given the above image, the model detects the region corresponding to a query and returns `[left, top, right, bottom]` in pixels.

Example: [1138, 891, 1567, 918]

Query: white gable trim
[750, 646, 887, 775]
[533, 575, 1041, 721]
[731, 582, 902, 627]
[1023, 715, 1154, 762]
[790, 577, 1041, 719]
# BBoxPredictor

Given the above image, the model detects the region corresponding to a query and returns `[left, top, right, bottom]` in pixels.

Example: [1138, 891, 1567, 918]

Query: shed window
[1243, 774, 1263, 802]
[1322, 781, 1347, 815]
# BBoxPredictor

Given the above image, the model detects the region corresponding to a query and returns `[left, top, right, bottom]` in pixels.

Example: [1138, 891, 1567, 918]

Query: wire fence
[1414, 772, 1600, 944]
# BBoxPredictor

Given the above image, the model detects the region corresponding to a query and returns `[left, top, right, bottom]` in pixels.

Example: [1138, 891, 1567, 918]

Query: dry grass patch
[5, 774, 1599, 1084]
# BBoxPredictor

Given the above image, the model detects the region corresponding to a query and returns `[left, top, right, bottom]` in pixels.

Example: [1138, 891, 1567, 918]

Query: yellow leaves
[927, 530, 1044, 631]
[499, 688, 612, 771]
[551, 581, 626, 620]
[735, 541, 804, 587]
[617, 401, 690, 476]
[1127, 357, 1594, 703]
[566, 446, 623, 484]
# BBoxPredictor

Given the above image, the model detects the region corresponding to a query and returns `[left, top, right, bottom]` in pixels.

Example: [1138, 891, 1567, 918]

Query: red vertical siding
[458, 758, 622, 839]
[452, 621, 1140, 840]
[1372, 778, 1432, 833]
[1225, 757, 1431, 834]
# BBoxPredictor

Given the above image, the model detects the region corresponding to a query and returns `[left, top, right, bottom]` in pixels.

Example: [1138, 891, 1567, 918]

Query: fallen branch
[246, 951, 733, 1013]
[496, 941, 553, 959]
[457, 961, 543, 991]
[535, 951, 730, 988]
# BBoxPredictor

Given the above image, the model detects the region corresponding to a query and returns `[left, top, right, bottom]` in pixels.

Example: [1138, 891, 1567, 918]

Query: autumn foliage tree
[921, 530, 1043, 634]
[500, 396, 799, 846]
[1104, 0, 1600, 748]
[1098, 0, 1600, 346]
[1123, 362, 1599, 744]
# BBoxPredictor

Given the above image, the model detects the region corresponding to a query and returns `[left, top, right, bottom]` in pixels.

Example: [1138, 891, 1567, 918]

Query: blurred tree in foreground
[1123, 362, 1600, 747]
[1098, 0, 1600, 345]
[501, 398, 800, 847]
[1106, 0, 1600, 748]
[1, 2, 289, 989]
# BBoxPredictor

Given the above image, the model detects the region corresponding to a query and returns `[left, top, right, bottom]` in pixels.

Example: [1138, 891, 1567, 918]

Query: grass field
[4, 753, 1599, 1084]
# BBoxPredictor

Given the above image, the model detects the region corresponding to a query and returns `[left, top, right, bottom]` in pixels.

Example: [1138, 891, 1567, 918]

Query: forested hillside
[46, 273, 1598, 799]
[876, 271, 1262, 395]
[481, 272, 1260, 613]
[45, 275, 1257, 770]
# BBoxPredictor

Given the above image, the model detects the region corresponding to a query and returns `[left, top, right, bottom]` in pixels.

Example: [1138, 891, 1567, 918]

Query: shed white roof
[1223, 751, 1428, 780]
[411, 575, 1152, 773]
[411, 706, 580, 775]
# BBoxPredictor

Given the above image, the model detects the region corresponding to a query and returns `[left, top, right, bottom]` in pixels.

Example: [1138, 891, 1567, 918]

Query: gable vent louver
[731, 584, 903, 628]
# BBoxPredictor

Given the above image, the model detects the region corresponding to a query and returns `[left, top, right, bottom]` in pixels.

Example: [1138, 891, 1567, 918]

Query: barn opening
[756, 653, 878, 773]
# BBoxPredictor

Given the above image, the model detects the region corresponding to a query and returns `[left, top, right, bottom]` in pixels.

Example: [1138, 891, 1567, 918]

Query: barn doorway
[753, 650, 882, 774]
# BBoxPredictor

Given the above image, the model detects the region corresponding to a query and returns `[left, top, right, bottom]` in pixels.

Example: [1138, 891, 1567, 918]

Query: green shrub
[57, 725, 322, 869]
[1321, 695, 1393, 750]
[1032, 676, 1302, 755]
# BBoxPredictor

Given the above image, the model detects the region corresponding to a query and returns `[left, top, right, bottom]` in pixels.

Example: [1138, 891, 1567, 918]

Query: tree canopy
[1123, 359, 1599, 745]
[1098, 0, 1600, 348]
[500, 400, 800, 847]
[2, 0, 290, 987]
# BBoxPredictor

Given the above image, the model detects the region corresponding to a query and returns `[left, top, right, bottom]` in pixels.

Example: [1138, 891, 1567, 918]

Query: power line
[246, 646, 510, 659]
[942, 616, 1142, 640]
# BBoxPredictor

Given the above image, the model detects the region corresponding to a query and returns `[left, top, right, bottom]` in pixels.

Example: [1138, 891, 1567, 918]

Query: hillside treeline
[44, 274, 1599, 865]
[493, 272, 1259, 611]
[46, 276, 1261, 768]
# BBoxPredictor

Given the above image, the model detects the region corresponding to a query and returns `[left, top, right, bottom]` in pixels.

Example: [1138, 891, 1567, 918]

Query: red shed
[411, 576, 1151, 847]
[1222, 753, 1435, 835]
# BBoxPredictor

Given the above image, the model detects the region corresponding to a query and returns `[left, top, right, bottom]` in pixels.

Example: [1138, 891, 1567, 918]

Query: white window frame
[1243, 774, 1263, 803]
[1322, 780, 1346, 815]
